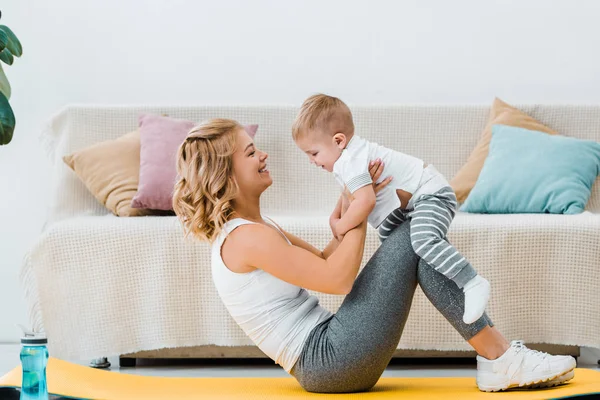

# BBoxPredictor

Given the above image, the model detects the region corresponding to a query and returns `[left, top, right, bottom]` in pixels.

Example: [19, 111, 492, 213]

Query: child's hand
[329, 217, 348, 241]
[335, 220, 350, 239]
[329, 216, 340, 239]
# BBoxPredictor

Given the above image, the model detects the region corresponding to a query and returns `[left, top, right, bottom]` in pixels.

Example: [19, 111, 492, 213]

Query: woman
[173, 119, 575, 393]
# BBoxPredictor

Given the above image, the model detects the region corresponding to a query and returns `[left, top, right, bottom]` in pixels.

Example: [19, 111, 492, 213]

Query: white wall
[1, 0, 600, 342]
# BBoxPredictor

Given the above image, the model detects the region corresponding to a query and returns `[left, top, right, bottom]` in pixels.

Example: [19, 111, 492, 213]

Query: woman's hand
[369, 158, 393, 194]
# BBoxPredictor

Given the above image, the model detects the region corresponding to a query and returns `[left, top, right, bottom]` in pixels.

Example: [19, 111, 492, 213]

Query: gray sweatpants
[290, 220, 492, 393]
[378, 186, 477, 288]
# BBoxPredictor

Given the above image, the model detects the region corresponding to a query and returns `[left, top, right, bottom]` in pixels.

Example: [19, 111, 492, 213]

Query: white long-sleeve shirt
[333, 134, 426, 228]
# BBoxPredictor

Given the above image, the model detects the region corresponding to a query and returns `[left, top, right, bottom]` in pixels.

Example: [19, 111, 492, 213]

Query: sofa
[21, 104, 600, 366]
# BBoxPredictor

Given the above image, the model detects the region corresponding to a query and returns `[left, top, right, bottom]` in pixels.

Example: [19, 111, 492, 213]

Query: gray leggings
[290, 220, 493, 393]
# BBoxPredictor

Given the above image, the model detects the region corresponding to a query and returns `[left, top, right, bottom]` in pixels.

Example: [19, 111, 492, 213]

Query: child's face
[295, 131, 345, 172]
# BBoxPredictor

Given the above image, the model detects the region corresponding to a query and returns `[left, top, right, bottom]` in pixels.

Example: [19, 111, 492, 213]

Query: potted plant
[0, 11, 23, 145]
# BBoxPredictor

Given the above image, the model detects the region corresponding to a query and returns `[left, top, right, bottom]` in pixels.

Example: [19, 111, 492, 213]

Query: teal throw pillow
[461, 125, 600, 214]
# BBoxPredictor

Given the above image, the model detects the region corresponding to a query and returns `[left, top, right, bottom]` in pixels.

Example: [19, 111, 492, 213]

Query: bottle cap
[21, 336, 47, 345]
[18, 324, 47, 345]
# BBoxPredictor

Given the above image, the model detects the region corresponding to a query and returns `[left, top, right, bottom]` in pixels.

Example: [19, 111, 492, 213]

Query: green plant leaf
[0, 92, 15, 145]
[0, 48, 13, 65]
[0, 30, 7, 53]
[0, 25, 22, 57]
[0, 63, 10, 99]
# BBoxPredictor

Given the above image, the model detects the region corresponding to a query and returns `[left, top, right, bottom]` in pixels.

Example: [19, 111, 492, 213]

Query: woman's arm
[268, 223, 329, 258]
[222, 159, 391, 294]
[274, 219, 342, 260]
[272, 158, 392, 259]
[223, 221, 367, 294]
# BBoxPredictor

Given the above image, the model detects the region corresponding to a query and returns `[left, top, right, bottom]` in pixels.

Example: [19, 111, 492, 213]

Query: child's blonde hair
[292, 93, 354, 141]
[173, 118, 243, 243]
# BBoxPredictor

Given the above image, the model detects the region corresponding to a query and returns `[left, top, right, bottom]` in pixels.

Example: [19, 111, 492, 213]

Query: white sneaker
[524, 369, 575, 388]
[462, 275, 490, 324]
[476, 340, 576, 392]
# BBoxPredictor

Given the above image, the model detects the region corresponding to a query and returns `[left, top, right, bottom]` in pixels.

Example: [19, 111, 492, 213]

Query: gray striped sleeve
[346, 172, 373, 193]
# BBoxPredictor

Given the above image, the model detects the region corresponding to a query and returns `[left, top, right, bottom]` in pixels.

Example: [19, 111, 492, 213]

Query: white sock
[462, 275, 490, 324]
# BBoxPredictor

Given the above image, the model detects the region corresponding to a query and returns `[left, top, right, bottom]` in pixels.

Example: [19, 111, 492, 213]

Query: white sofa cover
[21, 104, 600, 360]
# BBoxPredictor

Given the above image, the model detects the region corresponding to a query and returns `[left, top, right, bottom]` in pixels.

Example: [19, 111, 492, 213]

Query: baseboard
[121, 344, 580, 359]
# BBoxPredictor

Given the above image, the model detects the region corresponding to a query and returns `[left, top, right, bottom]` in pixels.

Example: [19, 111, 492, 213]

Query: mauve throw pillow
[246, 124, 258, 138]
[131, 114, 258, 210]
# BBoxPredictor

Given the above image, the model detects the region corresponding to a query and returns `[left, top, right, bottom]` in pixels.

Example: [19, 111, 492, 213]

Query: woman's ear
[333, 133, 347, 150]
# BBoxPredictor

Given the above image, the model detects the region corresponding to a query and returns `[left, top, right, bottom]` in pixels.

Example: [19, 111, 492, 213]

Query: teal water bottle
[19, 331, 49, 400]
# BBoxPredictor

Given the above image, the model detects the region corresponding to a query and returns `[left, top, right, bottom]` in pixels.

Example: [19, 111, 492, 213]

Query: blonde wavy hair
[173, 118, 243, 243]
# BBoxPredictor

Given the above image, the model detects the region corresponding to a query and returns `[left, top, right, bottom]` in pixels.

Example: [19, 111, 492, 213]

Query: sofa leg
[89, 357, 111, 369]
[119, 357, 137, 368]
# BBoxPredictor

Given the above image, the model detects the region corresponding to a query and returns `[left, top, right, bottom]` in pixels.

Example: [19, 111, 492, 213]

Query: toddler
[292, 94, 490, 324]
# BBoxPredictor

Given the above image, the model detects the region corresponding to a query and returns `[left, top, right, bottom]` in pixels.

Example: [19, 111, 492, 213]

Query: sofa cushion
[131, 114, 258, 210]
[26, 211, 600, 358]
[63, 130, 156, 217]
[461, 125, 600, 214]
[450, 98, 558, 202]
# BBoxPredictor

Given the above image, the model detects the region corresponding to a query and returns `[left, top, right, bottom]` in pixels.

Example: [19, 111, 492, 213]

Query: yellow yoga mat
[1, 358, 599, 400]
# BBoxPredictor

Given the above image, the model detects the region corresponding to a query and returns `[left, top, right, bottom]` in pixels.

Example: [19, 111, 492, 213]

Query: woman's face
[231, 128, 272, 197]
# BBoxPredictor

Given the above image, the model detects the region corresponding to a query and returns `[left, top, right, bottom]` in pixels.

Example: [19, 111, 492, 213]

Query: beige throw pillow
[451, 98, 558, 202]
[63, 130, 155, 217]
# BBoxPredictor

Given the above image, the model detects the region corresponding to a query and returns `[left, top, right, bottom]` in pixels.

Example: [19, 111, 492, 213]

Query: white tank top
[211, 217, 333, 372]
